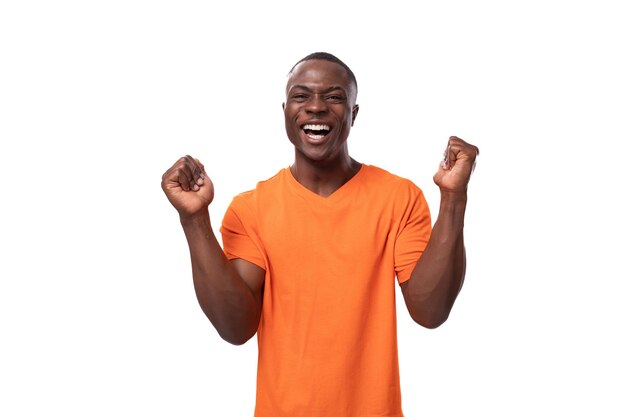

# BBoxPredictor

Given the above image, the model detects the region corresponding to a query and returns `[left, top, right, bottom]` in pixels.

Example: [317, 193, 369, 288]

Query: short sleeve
[220, 195, 267, 271]
[394, 184, 432, 283]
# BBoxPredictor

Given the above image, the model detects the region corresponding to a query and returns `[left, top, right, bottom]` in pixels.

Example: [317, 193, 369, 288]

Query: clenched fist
[161, 155, 214, 217]
[433, 136, 479, 193]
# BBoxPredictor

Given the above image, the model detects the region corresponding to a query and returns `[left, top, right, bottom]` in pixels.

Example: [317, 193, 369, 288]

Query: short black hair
[288, 52, 358, 95]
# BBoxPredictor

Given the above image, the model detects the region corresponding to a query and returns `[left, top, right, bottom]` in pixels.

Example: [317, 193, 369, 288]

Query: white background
[1, 1, 625, 415]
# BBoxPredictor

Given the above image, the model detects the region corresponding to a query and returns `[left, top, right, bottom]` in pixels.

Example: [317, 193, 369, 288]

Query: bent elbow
[418, 316, 447, 329]
[411, 310, 450, 329]
[223, 334, 252, 346]
[217, 327, 256, 346]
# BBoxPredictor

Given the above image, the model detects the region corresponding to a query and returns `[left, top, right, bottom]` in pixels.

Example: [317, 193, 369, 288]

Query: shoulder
[229, 168, 288, 210]
[362, 164, 424, 199]
[362, 165, 431, 228]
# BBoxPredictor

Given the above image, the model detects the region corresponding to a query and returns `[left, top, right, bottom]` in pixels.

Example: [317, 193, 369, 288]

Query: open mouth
[302, 124, 331, 140]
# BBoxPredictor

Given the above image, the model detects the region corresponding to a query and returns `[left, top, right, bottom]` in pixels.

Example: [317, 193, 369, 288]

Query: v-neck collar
[284, 164, 368, 205]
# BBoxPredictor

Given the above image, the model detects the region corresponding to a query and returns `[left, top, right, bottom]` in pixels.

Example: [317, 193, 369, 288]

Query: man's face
[283, 59, 359, 164]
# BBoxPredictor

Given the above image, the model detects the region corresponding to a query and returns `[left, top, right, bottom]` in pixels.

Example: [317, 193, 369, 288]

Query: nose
[305, 94, 328, 114]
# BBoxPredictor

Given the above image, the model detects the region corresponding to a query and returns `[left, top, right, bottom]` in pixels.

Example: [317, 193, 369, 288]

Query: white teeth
[303, 124, 330, 131]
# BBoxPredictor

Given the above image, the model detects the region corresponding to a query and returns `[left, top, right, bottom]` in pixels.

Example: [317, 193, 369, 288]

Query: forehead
[287, 59, 354, 93]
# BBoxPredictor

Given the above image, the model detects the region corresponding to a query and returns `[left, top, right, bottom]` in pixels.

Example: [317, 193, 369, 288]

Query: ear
[351, 104, 359, 126]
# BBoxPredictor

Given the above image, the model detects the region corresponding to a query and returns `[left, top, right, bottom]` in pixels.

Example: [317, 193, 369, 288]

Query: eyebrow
[289, 85, 346, 94]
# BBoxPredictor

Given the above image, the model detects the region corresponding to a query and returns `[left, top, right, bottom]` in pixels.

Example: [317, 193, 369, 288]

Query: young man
[161, 52, 479, 417]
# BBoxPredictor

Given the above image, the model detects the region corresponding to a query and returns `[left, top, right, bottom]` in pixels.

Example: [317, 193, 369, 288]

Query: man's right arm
[162, 156, 265, 345]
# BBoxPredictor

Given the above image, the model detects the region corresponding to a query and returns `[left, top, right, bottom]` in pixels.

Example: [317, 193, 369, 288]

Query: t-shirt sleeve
[394, 183, 432, 283]
[220, 195, 267, 271]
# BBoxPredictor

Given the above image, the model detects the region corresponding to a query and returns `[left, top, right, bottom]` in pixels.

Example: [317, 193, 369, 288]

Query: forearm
[402, 192, 467, 328]
[181, 212, 261, 345]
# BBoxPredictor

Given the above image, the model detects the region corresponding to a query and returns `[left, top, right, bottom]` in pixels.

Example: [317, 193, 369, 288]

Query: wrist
[439, 190, 468, 206]
[435, 191, 467, 230]
[179, 210, 211, 229]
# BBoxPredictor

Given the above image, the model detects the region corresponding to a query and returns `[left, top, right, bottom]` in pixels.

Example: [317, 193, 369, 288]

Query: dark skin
[161, 157, 265, 345]
[282, 60, 360, 197]
[161, 59, 479, 344]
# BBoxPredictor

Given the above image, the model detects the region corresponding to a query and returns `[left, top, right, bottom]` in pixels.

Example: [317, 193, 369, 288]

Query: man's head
[288, 52, 358, 101]
[283, 53, 359, 164]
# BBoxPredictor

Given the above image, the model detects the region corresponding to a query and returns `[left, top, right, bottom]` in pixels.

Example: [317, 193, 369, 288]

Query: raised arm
[400, 137, 479, 329]
[162, 156, 265, 345]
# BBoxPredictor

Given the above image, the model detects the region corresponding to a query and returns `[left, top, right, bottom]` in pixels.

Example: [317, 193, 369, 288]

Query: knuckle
[174, 167, 185, 177]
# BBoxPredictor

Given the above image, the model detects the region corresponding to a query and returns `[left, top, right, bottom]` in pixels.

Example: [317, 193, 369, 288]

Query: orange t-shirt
[220, 164, 431, 417]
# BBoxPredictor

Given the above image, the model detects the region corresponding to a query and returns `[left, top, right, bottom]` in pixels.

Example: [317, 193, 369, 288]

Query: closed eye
[326, 95, 345, 102]
[291, 94, 308, 101]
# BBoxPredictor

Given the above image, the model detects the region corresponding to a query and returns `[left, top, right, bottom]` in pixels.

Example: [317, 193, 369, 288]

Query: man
[161, 52, 479, 417]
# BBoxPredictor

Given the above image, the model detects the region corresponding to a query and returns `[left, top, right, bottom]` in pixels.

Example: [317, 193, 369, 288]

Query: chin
[297, 146, 342, 165]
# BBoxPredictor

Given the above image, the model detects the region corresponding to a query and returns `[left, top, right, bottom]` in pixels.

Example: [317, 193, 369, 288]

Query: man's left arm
[400, 136, 479, 329]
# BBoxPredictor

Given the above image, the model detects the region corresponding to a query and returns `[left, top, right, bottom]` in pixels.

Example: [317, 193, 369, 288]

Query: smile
[302, 124, 331, 140]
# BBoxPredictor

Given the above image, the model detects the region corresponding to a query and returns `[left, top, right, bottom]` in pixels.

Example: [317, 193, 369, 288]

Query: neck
[290, 152, 361, 198]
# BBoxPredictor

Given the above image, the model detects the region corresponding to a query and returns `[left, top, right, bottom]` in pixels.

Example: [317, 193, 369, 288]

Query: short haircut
[288, 52, 358, 95]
